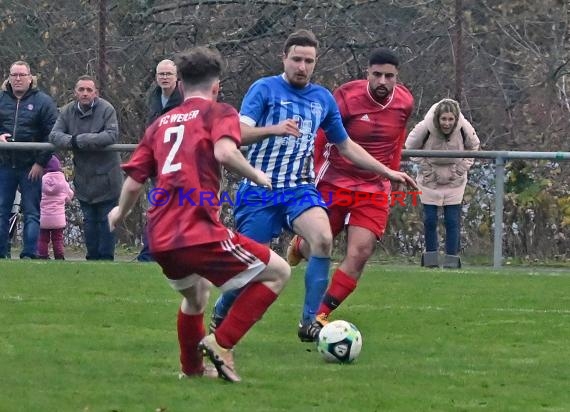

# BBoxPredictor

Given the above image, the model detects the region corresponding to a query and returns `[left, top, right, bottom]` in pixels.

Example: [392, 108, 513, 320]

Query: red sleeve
[211, 103, 241, 146]
[122, 127, 156, 183]
[333, 87, 349, 120]
[390, 129, 407, 170]
[391, 85, 414, 170]
[314, 128, 327, 168]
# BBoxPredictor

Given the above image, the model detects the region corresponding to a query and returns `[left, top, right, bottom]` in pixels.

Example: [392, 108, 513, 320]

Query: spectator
[50, 75, 122, 260]
[137, 59, 184, 262]
[147, 59, 184, 125]
[405, 98, 480, 268]
[37, 155, 74, 260]
[0, 60, 58, 259]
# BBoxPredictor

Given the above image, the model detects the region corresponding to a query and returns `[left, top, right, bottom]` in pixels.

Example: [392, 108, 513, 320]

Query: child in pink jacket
[37, 155, 74, 259]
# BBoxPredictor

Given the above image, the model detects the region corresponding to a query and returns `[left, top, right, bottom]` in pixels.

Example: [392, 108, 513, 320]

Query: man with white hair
[138, 59, 184, 262]
[147, 59, 184, 125]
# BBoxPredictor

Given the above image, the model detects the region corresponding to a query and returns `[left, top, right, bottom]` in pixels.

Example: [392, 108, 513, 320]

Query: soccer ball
[317, 320, 362, 363]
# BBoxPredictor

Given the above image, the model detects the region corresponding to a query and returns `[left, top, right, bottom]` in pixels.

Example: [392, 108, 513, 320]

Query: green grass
[1, 261, 569, 412]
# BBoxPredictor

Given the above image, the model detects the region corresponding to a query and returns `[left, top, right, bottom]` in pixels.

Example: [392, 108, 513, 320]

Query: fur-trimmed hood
[1, 75, 39, 97]
[423, 98, 465, 138]
[0, 75, 58, 168]
[404, 98, 481, 205]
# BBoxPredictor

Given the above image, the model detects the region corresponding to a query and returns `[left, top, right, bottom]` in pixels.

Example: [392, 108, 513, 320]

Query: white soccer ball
[317, 320, 362, 363]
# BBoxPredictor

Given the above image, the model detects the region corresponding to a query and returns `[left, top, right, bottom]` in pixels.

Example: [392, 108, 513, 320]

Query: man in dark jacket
[0, 61, 58, 259]
[50, 75, 122, 260]
[147, 59, 184, 125]
[137, 59, 184, 262]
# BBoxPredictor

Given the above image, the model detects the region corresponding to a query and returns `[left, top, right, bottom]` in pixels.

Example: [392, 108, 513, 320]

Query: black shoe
[297, 317, 327, 343]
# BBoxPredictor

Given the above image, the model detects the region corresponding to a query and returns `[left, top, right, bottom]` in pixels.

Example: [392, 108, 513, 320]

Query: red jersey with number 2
[122, 97, 241, 252]
[315, 80, 414, 193]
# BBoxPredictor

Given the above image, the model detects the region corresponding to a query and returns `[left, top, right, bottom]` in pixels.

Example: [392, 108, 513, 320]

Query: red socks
[177, 309, 205, 375]
[177, 283, 280, 372]
[318, 269, 357, 316]
[215, 283, 278, 349]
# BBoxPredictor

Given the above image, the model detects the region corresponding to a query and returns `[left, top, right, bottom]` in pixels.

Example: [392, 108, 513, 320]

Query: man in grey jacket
[50, 75, 122, 260]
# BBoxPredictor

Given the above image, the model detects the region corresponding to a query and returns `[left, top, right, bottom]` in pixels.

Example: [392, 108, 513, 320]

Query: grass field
[1, 261, 569, 412]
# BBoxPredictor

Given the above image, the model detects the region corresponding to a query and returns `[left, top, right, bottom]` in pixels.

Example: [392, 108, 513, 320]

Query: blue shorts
[234, 183, 327, 243]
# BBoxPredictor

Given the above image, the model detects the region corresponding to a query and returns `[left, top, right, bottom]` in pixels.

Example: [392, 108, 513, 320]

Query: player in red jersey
[288, 48, 415, 338]
[108, 47, 290, 382]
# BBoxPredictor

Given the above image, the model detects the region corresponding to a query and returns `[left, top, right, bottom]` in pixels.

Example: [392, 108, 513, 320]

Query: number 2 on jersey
[162, 125, 184, 175]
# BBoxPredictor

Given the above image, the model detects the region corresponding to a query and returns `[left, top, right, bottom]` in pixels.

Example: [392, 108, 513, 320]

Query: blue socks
[213, 255, 330, 327]
[302, 256, 330, 324]
[212, 288, 242, 320]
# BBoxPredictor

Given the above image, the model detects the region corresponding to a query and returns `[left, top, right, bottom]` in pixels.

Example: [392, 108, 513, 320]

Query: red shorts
[318, 181, 390, 239]
[153, 231, 271, 292]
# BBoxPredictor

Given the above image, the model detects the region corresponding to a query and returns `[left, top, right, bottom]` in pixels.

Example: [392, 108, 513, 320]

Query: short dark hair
[175, 47, 223, 89]
[283, 29, 319, 55]
[368, 48, 399, 67]
[76, 75, 97, 88]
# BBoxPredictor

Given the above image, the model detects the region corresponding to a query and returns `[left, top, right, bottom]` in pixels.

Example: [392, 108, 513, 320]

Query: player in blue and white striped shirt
[211, 29, 416, 342]
[239, 73, 346, 188]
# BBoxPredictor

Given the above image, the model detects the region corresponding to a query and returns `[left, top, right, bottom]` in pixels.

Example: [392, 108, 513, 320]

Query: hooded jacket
[405, 99, 480, 205]
[0, 78, 58, 168]
[40, 169, 74, 229]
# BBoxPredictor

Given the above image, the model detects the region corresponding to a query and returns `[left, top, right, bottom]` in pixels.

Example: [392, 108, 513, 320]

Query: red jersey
[122, 97, 241, 252]
[315, 80, 413, 192]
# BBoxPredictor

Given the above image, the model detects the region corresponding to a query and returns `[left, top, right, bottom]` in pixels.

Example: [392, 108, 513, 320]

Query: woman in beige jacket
[405, 99, 480, 268]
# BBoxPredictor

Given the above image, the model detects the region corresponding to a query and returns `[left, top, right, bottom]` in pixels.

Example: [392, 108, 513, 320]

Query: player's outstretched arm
[108, 176, 144, 231]
[336, 138, 417, 188]
[214, 137, 272, 189]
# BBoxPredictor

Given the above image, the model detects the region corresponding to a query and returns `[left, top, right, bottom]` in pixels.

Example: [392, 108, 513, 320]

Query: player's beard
[373, 86, 389, 101]
[289, 72, 309, 88]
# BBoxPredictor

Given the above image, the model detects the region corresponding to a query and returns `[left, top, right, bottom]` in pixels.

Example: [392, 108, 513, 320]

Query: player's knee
[276, 267, 291, 291]
[265, 253, 291, 291]
[276, 257, 291, 284]
[346, 242, 375, 265]
[180, 279, 211, 313]
[181, 293, 209, 314]
[307, 231, 333, 256]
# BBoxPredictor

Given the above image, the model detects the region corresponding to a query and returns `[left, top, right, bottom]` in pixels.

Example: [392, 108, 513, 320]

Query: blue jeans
[79, 198, 118, 260]
[423, 204, 461, 255]
[137, 179, 155, 262]
[136, 226, 154, 262]
[0, 165, 41, 258]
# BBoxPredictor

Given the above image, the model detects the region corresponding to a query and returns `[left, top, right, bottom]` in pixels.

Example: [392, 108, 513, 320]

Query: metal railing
[3, 142, 570, 268]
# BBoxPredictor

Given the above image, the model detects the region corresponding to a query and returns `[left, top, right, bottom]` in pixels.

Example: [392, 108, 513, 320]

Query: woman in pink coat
[37, 155, 74, 259]
[405, 99, 480, 268]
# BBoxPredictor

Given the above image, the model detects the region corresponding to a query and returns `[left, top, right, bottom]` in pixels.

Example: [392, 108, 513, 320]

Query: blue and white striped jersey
[240, 74, 348, 188]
